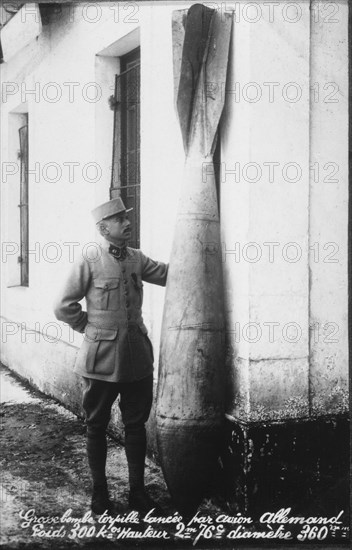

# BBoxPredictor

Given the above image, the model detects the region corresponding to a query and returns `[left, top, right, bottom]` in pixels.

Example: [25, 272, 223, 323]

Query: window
[111, 47, 140, 248]
[18, 121, 29, 286]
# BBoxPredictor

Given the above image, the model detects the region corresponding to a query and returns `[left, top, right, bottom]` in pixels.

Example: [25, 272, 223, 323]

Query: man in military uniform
[54, 198, 168, 515]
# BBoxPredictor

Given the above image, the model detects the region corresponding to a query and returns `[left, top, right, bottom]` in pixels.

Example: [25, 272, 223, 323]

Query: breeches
[82, 374, 153, 435]
[82, 374, 153, 487]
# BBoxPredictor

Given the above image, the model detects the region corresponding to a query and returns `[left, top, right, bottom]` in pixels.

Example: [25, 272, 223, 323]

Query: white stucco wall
[309, 0, 349, 415]
[221, 0, 348, 421]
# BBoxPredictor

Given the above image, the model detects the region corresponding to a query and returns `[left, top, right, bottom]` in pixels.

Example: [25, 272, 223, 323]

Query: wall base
[218, 415, 349, 521]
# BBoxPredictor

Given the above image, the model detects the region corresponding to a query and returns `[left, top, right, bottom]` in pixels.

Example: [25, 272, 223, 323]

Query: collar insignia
[109, 244, 127, 261]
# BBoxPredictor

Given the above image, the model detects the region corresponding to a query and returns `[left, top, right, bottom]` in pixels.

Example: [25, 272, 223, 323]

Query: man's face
[105, 213, 131, 244]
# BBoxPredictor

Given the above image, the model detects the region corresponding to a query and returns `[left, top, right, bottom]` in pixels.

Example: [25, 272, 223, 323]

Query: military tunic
[54, 241, 168, 382]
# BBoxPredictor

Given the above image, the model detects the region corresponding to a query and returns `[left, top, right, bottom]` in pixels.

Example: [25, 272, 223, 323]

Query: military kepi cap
[91, 198, 133, 224]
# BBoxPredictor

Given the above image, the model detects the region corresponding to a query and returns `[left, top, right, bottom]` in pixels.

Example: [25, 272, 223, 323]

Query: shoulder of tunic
[126, 247, 144, 258]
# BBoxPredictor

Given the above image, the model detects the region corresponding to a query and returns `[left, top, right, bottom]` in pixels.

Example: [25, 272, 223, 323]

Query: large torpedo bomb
[156, 4, 233, 514]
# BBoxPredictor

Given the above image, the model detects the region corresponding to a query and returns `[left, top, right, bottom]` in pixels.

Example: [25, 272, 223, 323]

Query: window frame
[18, 121, 29, 286]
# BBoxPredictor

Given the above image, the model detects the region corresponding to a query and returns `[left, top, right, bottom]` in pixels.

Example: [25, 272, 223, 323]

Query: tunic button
[126, 301, 130, 307]
[123, 279, 128, 285]
[104, 284, 109, 289]
[127, 314, 131, 320]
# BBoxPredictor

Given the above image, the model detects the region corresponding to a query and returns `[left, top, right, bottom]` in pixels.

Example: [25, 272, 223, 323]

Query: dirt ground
[0, 364, 224, 550]
[0, 365, 175, 549]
